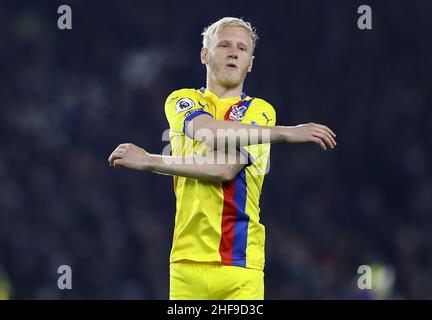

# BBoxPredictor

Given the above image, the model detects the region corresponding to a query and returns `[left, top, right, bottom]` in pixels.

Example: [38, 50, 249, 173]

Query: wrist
[143, 154, 157, 172]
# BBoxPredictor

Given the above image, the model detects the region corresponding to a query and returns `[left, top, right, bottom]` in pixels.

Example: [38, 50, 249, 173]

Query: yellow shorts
[169, 260, 264, 300]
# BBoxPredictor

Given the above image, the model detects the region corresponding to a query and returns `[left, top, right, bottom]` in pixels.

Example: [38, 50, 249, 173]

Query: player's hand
[284, 123, 337, 150]
[108, 143, 152, 171]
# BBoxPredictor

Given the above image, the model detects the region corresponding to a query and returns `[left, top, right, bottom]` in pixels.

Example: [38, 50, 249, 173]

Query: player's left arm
[107, 143, 249, 182]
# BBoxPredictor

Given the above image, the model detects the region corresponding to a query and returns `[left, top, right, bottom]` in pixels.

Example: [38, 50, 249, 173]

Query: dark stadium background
[0, 0, 431, 299]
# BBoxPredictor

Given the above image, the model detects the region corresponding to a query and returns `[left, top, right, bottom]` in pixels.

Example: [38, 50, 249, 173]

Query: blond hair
[201, 17, 258, 52]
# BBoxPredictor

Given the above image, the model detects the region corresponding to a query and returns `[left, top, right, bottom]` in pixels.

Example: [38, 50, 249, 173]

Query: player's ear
[248, 55, 255, 72]
[201, 47, 209, 65]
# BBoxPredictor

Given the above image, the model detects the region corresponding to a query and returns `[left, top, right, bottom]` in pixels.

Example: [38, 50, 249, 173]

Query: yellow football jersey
[164, 87, 276, 271]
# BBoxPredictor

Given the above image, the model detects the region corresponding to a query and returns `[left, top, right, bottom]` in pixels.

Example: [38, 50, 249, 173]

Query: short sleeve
[164, 89, 213, 137]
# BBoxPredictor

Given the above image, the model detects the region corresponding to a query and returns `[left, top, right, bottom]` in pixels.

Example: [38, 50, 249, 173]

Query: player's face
[203, 26, 254, 89]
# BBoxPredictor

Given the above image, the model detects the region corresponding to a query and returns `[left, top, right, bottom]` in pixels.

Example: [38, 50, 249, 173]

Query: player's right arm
[164, 89, 336, 153]
[186, 108, 337, 151]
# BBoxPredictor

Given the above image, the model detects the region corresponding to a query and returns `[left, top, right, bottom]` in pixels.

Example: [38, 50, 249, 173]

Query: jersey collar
[199, 87, 248, 102]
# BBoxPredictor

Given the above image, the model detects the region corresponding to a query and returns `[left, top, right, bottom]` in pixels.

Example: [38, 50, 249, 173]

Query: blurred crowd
[0, 0, 431, 299]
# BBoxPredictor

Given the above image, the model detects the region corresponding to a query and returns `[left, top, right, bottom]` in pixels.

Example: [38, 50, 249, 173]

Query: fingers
[113, 159, 123, 169]
[308, 123, 337, 150]
[317, 124, 336, 138]
[108, 151, 123, 166]
[315, 128, 337, 149]
[312, 137, 327, 150]
[311, 131, 336, 150]
[108, 144, 129, 166]
[313, 132, 334, 150]
[108, 150, 117, 166]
